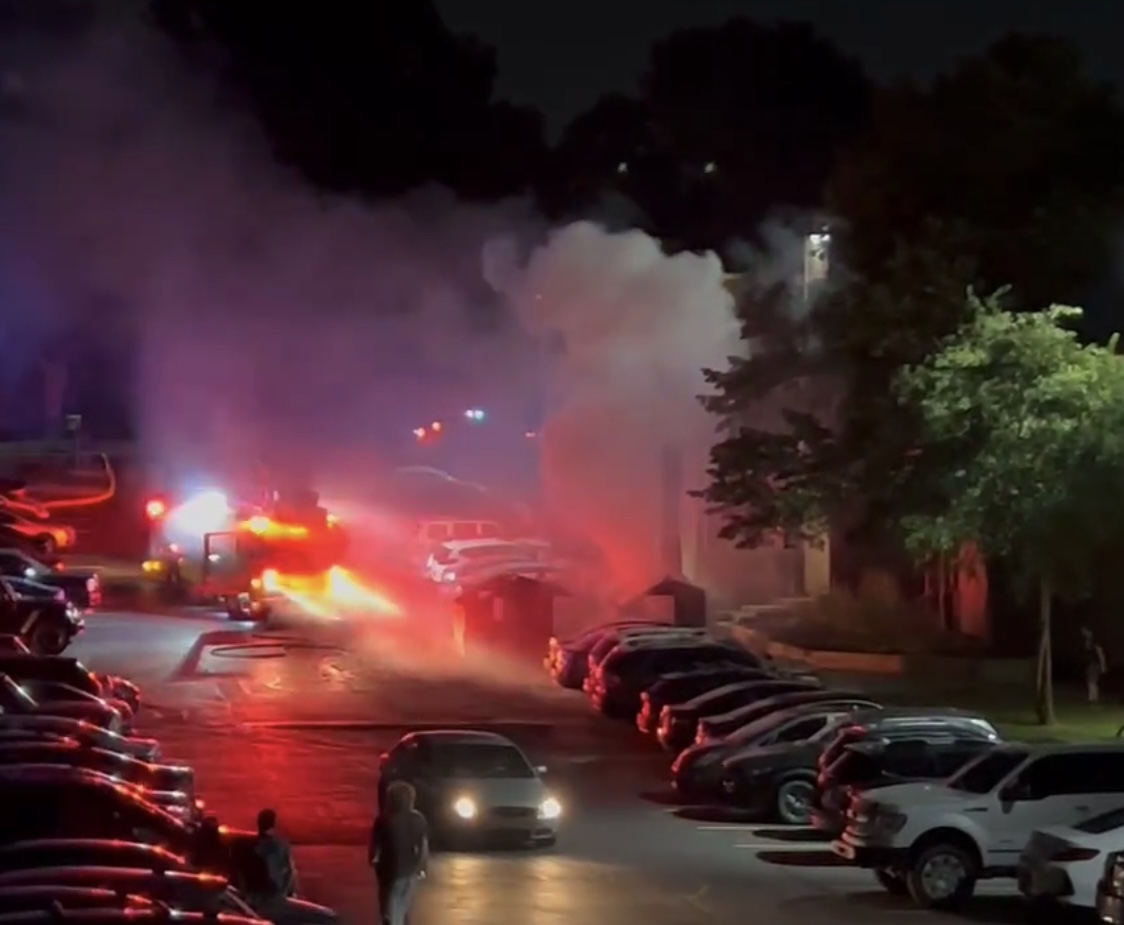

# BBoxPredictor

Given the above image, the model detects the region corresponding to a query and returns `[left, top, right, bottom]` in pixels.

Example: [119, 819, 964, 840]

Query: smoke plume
[0, 8, 536, 494]
[496, 222, 740, 595]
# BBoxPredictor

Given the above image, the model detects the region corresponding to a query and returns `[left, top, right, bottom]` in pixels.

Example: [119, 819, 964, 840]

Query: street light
[464, 408, 485, 421]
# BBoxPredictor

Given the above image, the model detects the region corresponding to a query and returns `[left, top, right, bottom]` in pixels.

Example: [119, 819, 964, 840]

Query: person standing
[1082, 626, 1108, 704]
[369, 781, 429, 925]
[243, 808, 298, 918]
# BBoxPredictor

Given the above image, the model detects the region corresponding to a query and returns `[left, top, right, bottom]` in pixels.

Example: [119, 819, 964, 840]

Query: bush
[752, 575, 979, 655]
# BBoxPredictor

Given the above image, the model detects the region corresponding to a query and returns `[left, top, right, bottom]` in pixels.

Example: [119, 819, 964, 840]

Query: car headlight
[452, 796, 477, 820]
[538, 797, 562, 820]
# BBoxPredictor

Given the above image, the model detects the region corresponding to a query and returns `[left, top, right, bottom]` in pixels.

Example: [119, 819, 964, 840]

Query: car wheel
[874, 867, 909, 896]
[906, 841, 978, 910]
[774, 776, 815, 825]
[29, 619, 68, 655]
[35, 533, 57, 556]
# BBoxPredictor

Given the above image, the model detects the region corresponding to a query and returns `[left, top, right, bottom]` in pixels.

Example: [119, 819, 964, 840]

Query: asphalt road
[68, 610, 1033, 925]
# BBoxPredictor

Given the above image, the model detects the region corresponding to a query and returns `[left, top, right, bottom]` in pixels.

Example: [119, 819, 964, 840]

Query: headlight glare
[538, 796, 562, 820]
[452, 796, 477, 819]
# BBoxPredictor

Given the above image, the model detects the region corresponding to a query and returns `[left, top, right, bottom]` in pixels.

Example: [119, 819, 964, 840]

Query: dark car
[0, 740, 194, 794]
[547, 621, 664, 687]
[0, 766, 258, 881]
[636, 665, 771, 735]
[0, 910, 266, 925]
[589, 642, 763, 718]
[0, 549, 101, 610]
[715, 707, 996, 826]
[0, 578, 82, 655]
[0, 676, 122, 731]
[5, 577, 67, 603]
[0, 885, 156, 914]
[0, 656, 139, 714]
[672, 697, 879, 799]
[0, 839, 192, 876]
[812, 735, 997, 836]
[0, 715, 158, 761]
[694, 689, 875, 746]
[582, 628, 711, 693]
[2, 677, 133, 731]
[657, 679, 821, 752]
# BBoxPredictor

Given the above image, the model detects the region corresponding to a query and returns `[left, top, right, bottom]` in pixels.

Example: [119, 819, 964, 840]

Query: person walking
[1083, 626, 1108, 704]
[369, 782, 429, 925]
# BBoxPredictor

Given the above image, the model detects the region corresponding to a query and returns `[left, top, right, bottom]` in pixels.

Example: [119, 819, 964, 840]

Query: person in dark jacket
[244, 808, 298, 917]
[369, 781, 429, 925]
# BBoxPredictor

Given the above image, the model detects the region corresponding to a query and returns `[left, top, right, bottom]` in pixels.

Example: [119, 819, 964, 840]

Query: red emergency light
[145, 498, 167, 520]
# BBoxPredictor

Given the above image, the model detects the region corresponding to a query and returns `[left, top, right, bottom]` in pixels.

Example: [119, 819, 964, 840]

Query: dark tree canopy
[546, 17, 870, 252]
[151, 0, 547, 199]
[700, 32, 1124, 549]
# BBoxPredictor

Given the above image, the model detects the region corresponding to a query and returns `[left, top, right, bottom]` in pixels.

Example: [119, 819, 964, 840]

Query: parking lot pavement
[75, 611, 1030, 925]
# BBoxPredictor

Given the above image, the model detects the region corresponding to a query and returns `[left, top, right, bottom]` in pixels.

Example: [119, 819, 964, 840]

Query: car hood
[283, 896, 340, 923]
[34, 701, 118, 728]
[856, 781, 983, 812]
[445, 777, 546, 807]
[726, 741, 820, 772]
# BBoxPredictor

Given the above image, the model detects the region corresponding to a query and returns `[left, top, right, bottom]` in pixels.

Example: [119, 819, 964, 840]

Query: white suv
[833, 742, 1124, 910]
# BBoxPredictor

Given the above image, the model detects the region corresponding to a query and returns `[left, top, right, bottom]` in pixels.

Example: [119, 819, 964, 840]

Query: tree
[895, 292, 1124, 723]
[150, 0, 546, 198]
[701, 33, 1124, 551]
[547, 18, 870, 252]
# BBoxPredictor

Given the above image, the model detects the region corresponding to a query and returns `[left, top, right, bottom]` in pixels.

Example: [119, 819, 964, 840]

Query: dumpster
[456, 573, 567, 661]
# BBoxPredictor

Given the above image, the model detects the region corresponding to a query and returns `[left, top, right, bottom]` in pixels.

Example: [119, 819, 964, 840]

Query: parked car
[582, 627, 711, 691]
[811, 708, 1001, 835]
[1, 677, 133, 730]
[695, 689, 876, 746]
[813, 736, 996, 836]
[636, 665, 771, 735]
[0, 549, 102, 610]
[0, 740, 193, 794]
[0, 510, 76, 556]
[1023, 804, 1124, 915]
[1097, 839, 1124, 923]
[590, 641, 763, 718]
[547, 621, 665, 688]
[658, 679, 821, 752]
[0, 885, 155, 913]
[5, 576, 67, 603]
[0, 655, 139, 713]
[0, 714, 158, 760]
[0, 578, 83, 655]
[377, 729, 561, 846]
[834, 742, 1124, 909]
[0, 867, 340, 925]
[0, 766, 258, 881]
[0, 838, 192, 876]
[0, 910, 268, 925]
[0, 675, 123, 731]
[672, 698, 879, 799]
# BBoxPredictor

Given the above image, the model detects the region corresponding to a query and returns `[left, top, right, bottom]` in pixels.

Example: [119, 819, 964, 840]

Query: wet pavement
[69, 610, 1032, 925]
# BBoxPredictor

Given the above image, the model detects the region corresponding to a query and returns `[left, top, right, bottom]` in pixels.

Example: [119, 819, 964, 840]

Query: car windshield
[946, 748, 1029, 793]
[730, 711, 794, 743]
[436, 743, 534, 779]
[1077, 806, 1124, 835]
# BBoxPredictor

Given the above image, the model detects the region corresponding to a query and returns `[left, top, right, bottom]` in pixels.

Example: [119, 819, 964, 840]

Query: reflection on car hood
[444, 777, 546, 806]
[725, 740, 820, 771]
[283, 896, 340, 923]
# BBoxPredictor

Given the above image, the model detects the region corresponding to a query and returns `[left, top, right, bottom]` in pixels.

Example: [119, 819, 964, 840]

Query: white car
[1019, 804, 1124, 910]
[0, 511, 76, 554]
[426, 538, 551, 585]
[834, 742, 1124, 909]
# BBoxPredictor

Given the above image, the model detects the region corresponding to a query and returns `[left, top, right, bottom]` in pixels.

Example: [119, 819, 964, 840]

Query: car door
[986, 753, 1105, 868]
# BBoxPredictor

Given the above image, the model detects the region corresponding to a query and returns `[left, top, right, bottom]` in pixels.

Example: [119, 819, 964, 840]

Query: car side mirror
[535, 765, 548, 775]
[1001, 781, 1032, 802]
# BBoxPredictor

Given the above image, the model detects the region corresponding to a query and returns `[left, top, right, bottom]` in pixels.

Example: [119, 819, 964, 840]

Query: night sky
[436, 0, 1124, 134]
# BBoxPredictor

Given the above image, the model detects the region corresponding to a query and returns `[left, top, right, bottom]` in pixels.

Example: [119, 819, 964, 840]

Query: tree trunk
[1035, 578, 1055, 725]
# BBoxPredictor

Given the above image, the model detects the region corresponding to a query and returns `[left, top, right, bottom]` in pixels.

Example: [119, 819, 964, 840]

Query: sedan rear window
[435, 744, 534, 779]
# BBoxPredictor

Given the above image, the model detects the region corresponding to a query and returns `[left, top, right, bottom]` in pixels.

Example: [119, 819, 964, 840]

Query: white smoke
[496, 222, 740, 594]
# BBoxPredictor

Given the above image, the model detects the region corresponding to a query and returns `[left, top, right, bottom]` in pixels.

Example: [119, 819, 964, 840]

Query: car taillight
[1052, 846, 1100, 862]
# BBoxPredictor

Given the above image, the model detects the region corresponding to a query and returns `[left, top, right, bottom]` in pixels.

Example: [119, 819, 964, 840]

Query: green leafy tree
[701, 33, 1124, 552]
[895, 292, 1124, 723]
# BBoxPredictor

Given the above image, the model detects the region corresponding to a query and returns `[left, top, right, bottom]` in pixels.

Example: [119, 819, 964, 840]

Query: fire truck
[141, 486, 347, 622]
